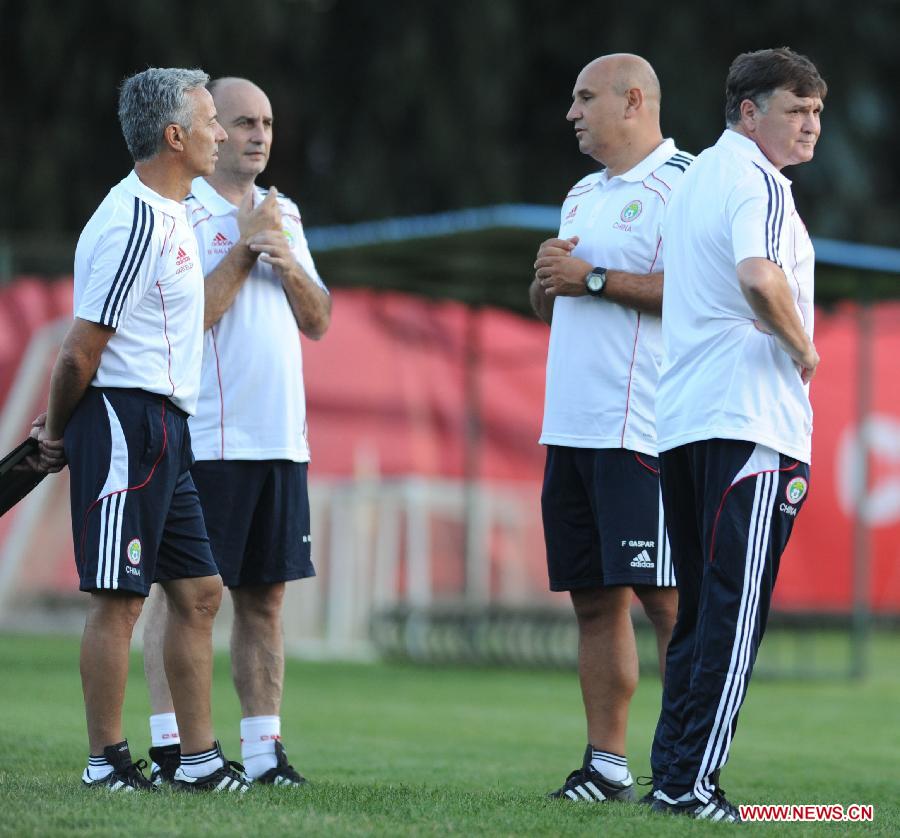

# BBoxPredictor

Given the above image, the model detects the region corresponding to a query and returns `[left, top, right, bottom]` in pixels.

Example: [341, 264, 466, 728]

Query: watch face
[587, 271, 605, 292]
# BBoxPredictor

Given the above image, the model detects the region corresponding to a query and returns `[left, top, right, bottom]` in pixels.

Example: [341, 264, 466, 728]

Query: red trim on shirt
[620, 313, 642, 447]
[211, 326, 225, 459]
[160, 217, 176, 257]
[565, 186, 595, 199]
[192, 212, 213, 229]
[156, 282, 176, 396]
[640, 180, 666, 204]
[789, 210, 806, 325]
[709, 461, 801, 563]
[650, 171, 672, 191]
[78, 401, 169, 567]
[649, 237, 663, 272]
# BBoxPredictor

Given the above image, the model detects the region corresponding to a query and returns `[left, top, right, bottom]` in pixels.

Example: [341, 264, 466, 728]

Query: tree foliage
[1, 0, 898, 248]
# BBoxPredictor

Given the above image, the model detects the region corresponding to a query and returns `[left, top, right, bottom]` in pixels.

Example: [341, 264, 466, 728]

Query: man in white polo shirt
[649, 48, 826, 822]
[530, 53, 692, 803]
[35, 68, 250, 792]
[142, 77, 330, 787]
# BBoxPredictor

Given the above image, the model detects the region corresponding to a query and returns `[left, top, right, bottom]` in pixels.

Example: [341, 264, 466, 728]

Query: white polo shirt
[539, 139, 693, 456]
[74, 170, 204, 414]
[186, 177, 328, 462]
[656, 129, 815, 463]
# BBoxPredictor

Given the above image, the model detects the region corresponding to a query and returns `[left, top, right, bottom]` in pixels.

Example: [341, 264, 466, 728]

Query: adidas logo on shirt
[210, 231, 233, 254]
[630, 549, 654, 569]
[175, 246, 195, 275]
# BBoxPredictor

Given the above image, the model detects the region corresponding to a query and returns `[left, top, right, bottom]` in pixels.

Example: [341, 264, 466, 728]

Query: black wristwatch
[585, 266, 608, 297]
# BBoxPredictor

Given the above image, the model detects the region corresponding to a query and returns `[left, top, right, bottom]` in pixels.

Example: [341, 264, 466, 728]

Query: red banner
[1, 280, 898, 612]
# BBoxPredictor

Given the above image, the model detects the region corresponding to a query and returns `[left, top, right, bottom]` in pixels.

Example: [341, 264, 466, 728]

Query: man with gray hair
[649, 47, 826, 821]
[34, 67, 250, 792]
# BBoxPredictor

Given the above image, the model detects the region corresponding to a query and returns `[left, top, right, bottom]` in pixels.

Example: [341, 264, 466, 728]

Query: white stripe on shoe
[583, 782, 606, 800]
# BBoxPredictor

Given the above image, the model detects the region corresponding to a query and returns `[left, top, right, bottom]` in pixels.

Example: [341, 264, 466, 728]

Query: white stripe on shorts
[93, 396, 130, 590]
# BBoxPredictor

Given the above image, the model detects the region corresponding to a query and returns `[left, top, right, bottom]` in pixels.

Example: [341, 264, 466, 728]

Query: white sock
[589, 748, 631, 783]
[86, 754, 113, 780]
[240, 715, 280, 778]
[149, 712, 181, 747]
[178, 745, 224, 778]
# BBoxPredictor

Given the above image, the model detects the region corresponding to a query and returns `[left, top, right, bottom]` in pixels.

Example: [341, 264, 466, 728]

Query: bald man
[142, 77, 331, 787]
[530, 54, 692, 803]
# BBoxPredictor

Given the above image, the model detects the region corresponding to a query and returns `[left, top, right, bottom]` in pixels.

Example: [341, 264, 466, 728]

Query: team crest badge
[786, 477, 808, 504]
[126, 538, 142, 566]
[620, 200, 643, 222]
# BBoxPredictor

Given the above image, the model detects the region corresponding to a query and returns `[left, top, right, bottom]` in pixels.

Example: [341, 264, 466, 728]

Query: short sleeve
[729, 167, 788, 268]
[76, 199, 159, 330]
[282, 201, 328, 292]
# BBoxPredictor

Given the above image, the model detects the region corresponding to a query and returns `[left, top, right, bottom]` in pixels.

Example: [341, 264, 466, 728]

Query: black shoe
[548, 747, 636, 802]
[148, 743, 181, 786]
[651, 787, 741, 822]
[82, 740, 155, 791]
[254, 741, 307, 787]
[171, 741, 251, 793]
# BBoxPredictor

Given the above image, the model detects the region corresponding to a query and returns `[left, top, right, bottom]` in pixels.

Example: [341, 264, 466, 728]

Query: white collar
[123, 170, 188, 214]
[600, 138, 679, 184]
[717, 130, 793, 185]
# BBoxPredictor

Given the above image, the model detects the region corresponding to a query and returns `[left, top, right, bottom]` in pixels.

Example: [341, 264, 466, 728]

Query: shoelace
[710, 788, 739, 817]
[124, 758, 153, 787]
[224, 760, 251, 783]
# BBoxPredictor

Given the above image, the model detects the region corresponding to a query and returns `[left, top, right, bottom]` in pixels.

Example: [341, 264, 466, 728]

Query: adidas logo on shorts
[630, 549, 654, 569]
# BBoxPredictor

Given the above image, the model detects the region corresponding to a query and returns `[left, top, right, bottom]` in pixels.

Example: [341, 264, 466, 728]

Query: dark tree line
[1, 0, 898, 248]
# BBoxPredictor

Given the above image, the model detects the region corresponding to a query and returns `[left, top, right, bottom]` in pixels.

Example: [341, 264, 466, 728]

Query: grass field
[0, 632, 898, 836]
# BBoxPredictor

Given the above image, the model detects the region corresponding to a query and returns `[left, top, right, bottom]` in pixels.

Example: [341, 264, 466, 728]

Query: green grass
[0, 633, 898, 836]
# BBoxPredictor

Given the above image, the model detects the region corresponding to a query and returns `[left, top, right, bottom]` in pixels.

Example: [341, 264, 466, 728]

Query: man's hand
[29, 412, 66, 473]
[738, 258, 819, 385]
[247, 231, 297, 278]
[797, 343, 820, 384]
[536, 235, 579, 261]
[534, 235, 592, 297]
[237, 186, 282, 244]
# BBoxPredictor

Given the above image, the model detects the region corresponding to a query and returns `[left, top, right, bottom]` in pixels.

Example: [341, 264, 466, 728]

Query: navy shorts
[190, 460, 314, 588]
[65, 388, 218, 596]
[541, 445, 675, 591]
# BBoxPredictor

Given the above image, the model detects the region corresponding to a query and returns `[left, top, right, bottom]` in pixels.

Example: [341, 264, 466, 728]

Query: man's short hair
[118, 68, 210, 162]
[724, 48, 827, 127]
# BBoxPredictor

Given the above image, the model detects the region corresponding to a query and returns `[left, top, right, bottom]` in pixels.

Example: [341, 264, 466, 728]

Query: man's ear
[739, 98, 758, 130]
[163, 122, 185, 152]
[624, 87, 644, 117]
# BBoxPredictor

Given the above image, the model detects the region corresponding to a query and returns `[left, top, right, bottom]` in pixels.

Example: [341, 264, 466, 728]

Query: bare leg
[142, 584, 175, 714]
[81, 592, 145, 754]
[571, 585, 638, 754]
[159, 574, 223, 754]
[230, 583, 286, 716]
[634, 585, 678, 679]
